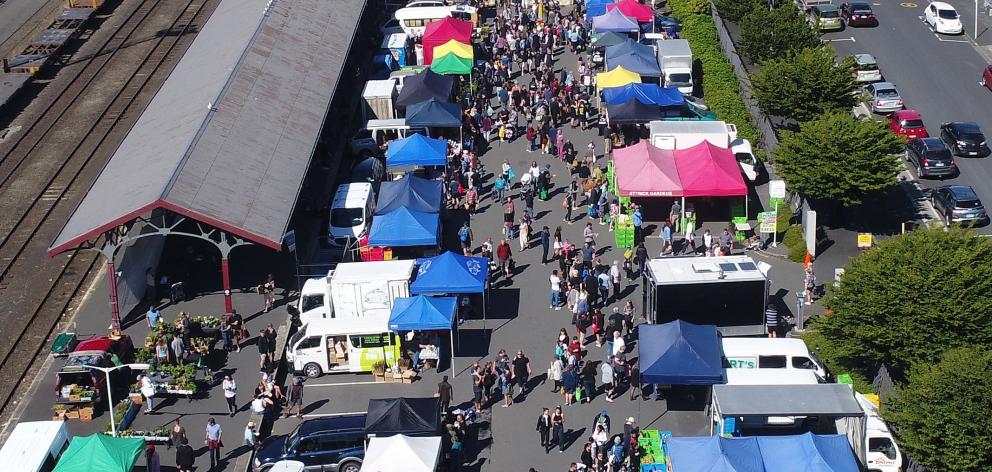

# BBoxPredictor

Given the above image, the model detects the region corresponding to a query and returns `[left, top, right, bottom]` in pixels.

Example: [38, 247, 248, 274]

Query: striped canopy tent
[596, 65, 641, 90]
[433, 39, 472, 60]
[430, 52, 472, 75]
[422, 17, 472, 64]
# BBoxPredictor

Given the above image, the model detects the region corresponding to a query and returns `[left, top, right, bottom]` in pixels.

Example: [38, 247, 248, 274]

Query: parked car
[809, 4, 844, 31]
[940, 122, 991, 157]
[924, 2, 963, 34]
[863, 82, 903, 113]
[254, 415, 366, 472]
[931, 185, 988, 226]
[981, 64, 992, 92]
[850, 54, 882, 82]
[888, 110, 928, 140]
[906, 137, 956, 178]
[840, 2, 877, 26]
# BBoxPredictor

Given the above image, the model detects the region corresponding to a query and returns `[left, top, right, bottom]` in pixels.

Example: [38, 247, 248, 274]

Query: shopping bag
[574, 386, 584, 401]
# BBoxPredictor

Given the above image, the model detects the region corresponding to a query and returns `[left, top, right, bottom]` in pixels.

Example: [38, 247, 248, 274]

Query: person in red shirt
[496, 239, 512, 278]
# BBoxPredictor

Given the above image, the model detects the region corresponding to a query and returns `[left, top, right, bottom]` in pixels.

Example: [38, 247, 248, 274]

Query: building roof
[49, 0, 368, 255]
[646, 256, 767, 285]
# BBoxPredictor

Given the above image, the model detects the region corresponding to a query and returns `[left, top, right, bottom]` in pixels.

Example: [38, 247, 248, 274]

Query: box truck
[297, 260, 416, 322]
[656, 39, 693, 94]
[643, 256, 771, 336]
[855, 392, 904, 472]
[649, 120, 764, 181]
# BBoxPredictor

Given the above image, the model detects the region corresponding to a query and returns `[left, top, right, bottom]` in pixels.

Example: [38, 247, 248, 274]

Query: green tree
[815, 227, 992, 376]
[751, 47, 858, 122]
[713, 0, 762, 22]
[773, 112, 902, 206]
[739, 3, 820, 62]
[886, 347, 992, 471]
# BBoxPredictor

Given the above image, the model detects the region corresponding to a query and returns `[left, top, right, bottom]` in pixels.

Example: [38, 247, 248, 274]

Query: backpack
[459, 226, 470, 242]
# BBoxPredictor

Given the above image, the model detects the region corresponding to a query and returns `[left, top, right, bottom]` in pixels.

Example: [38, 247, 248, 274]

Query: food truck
[286, 317, 401, 377]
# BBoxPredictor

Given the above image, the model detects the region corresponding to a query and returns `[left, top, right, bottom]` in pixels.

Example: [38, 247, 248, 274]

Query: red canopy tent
[422, 17, 473, 65]
[606, 0, 654, 23]
[613, 141, 683, 197]
[673, 141, 748, 197]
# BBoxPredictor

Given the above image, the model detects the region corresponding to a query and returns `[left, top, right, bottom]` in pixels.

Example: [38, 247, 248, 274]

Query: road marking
[825, 37, 856, 42]
[303, 380, 390, 387]
[901, 2, 917, 7]
[302, 411, 368, 418]
[935, 35, 970, 43]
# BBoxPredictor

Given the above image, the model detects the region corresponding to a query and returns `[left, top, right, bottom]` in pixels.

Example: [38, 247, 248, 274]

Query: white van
[0, 421, 69, 472]
[286, 317, 401, 377]
[328, 183, 375, 247]
[856, 393, 903, 472]
[721, 337, 827, 379]
[394, 4, 478, 37]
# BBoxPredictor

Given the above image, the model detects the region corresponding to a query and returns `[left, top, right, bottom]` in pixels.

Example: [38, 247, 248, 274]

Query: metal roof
[646, 255, 767, 285]
[712, 384, 865, 417]
[49, 0, 368, 255]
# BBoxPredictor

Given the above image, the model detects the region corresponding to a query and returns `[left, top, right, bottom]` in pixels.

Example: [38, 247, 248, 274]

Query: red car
[982, 64, 992, 92]
[888, 110, 929, 140]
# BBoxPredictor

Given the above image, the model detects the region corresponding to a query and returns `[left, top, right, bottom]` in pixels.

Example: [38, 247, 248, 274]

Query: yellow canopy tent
[596, 65, 641, 91]
[432, 39, 473, 60]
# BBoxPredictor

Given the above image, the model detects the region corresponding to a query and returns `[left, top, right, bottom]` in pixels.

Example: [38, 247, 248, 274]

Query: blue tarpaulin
[757, 433, 860, 472]
[386, 133, 447, 168]
[586, 0, 616, 19]
[667, 436, 765, 472]
[592, 8, 640, 33]
[605, 38, 654, 61]
[388, 296, 457, 331]
[368, 206, 439, 247]
[638, 320, 723, 384]
[606, 98, 663, 124]
[607, 52, 662, 77]
[405, 98, 462, 128]
[603, 83, 685, 106]
[411, 251, 488, 294]
[376, 175, 443, 214]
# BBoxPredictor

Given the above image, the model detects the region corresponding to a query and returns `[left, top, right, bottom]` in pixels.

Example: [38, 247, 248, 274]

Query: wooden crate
[69, 0, 104, 8]
[65, 410, 80, 419]
[67, 394, 81, 402]
[78, 408, 93, 422]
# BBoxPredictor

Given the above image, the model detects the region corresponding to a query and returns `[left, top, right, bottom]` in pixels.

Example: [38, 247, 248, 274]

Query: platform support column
[221, 255, 233, 313]
[107, 259, 121, 332]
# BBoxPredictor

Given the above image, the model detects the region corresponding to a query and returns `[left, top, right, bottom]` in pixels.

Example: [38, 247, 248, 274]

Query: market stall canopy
[757, 433, 860, 472]
[667, 436, 764, 472]
[592, 8, 640, 33]
[368, 206, 439, 247]
[388, 295, 457, 331]
[361, 435, 442, 472]
[411, 251, 489, 294]
[603, 83, 684, 106]
[430, 52, 472, 75]
[606, 98, 663, 124]
[612, 141, 682, 196]
[433, 39, 472, 59]
[386, 133, 448, 168]
[674, 141, 748, 197]
[605, 38, 654, 61]
[591, 31, 628, 48]
[366, 397, 443, 437]
[405, 98, 462, 128]
[376, 175, 443, 214]
[607, 51, 662, 77]
[606, 0, 654, 22]
[713, 384, 865, 417]
[422, 17, 472, 64]
[586, 0, 617, 19]
[396, 69, 454, 107]
[638, 320, 722, 385]
[53, 434, 145, 472]
[596, 65, 641, 90]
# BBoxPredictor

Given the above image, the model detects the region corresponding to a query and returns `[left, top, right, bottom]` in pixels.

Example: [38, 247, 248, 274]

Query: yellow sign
[857, 233, 873, 249]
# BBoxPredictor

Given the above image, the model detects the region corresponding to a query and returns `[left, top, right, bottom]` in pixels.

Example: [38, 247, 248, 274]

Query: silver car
[863, 82, 903, 113]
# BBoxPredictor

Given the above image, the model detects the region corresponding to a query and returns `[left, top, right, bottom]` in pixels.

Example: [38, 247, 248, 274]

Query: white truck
[296, 260, 416, 323]
[656, 39, 694, 95]
[648, 120, 765, 182]
[855, 393, 904, 472]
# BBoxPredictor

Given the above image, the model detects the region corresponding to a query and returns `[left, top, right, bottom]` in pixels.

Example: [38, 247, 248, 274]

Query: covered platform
[361, 435, 442, 472]
[395, 70, 454, 108]
[368, 207, 440, 248]
[365, 397, 443, 437]
[376, 175, 444, 214]
[47, 0, 370, 326]
[638, 320, 723, 385]
[592, 8, 640, 33]
[667, 433, 860, 472]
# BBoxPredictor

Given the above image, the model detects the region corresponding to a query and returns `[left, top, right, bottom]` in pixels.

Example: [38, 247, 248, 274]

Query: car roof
[871, 82, 897, 92]
[918, 137, 947, 149]
[816, 4, 839, 11]
[853, 53, 876, 65]
[894, 109, 921, 119]
[945, 185, 980, 200]
[848, 2, 871, 7]
[332, 183, 372, 206]
[947, 122, 982, 133]
[297, 415, 367, 436]
[74, 337, 114, 352]
[930, 1, 954, 8]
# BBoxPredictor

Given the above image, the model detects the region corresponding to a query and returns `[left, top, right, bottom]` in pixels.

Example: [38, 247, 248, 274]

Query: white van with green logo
[286, 317, 401, 378]
[721, 338, 827, 379]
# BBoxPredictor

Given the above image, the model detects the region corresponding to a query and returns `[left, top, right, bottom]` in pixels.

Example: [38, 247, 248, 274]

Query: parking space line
[824, 37, 856, 42]
[302, 411, 368, 418]
[303, 381, 384, 387]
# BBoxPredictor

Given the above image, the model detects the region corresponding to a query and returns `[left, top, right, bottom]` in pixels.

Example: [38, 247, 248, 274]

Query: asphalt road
[821, 0, 992, 232]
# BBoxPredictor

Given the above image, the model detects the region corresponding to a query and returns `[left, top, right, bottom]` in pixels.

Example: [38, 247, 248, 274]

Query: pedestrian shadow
[563, 426, 587, 450]
[455, 328, 492, 359]
[300, 399, 329, 416]
[486, 288, 520, 320]
[462, 458, 488, 472]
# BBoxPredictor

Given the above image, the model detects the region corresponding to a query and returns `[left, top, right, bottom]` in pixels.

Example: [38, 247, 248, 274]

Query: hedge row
[667, 0, 760, 144]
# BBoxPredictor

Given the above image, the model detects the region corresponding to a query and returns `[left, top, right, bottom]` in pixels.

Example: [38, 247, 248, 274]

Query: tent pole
[680, 196, 686, 233]
[451, 329, 456, 377]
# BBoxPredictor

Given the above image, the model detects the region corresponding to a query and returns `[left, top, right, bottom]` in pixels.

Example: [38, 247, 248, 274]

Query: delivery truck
[855, 393, 904, 472]
[649, 120, 764, 182]
[297, 260, 416, 322]
[656, 39, 694, 95]
[643, 256, 771, 336]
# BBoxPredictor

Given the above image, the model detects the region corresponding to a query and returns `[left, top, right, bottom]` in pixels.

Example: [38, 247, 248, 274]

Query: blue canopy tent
[386, 134, 448, 169]
[757, 433, 860, 472]
[586, 0, 616, 20]
[606, 98, 664, 124]
[639, 320, 723, 385]
[607, 52, 662, 77]
[591, 31, 629, 48]
[411, 251, 490, 321]
[405, 98, 463, 141]
[592, 8, 640, 34]
[605, 38, 654, 61]
[368, 206, 439, 247]
[667, 436, 765, 472]
[603, 83, 685, 107]
[389, 295, 458, 374]
[376, 175, 443, 214]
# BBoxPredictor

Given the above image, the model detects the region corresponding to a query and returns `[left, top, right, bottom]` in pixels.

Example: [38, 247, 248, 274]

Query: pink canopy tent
[613, 141, 683, 197]
[674, 141, 748, 197]
[422, 17, 473, 65]
[606, 0, 654, 22]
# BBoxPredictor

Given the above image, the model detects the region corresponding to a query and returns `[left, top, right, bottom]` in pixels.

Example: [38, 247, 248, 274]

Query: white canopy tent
[360, 434, 442, 472]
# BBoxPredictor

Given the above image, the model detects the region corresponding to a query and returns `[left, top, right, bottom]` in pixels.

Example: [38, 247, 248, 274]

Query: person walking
[472, 365, 484, 411]
[631, 206, 643, 247]
[519, 217, 530, 251]
[512, 350, 532, 397]
[540, 226, 551, 264]
[204, 418, 223, 469]
[536, 407, 552, 453]
[610, 261, 621, 300]
[286, 377, 304, 418]
[458, 222, 474, 256]
[635, 243, 648, 276]
[765, 298, 779, 338]
[146, 305, 161, 330]
[222, 375, 237, 417]
[562, 192, 573, 223]
[629, 360, 641, 400]
[661, 221, 672, 255]
[548, 357, 563, 393]
[552, 405, 567, 454]
[438, 375, 453, 412]
[139, 374, 156, 414]
[145, 444, 161, 472]
[804, 265, 816, 305]
[257, 329, 270, 371]
[168, 419, 187, 450]
[600, 358, 615, 402]
[670, 199, 681, 232]
[581, 361, 597, 404]
[175, 437, 194, 472]
[496, 239, 512, 279]
[261, 274, 276, 312]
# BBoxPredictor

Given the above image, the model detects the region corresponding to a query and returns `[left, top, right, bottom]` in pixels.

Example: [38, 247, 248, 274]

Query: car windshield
[669, 73, 692, 86]
[956, 199, 982, 209]
[331, 208, 364, 228]
[902, 119, 924, 128]
[856, 63, 878, 71]
[961, 133, 986, 141]
[851, 5, 872, 13]
[937, 9, 958, 19]
[926, 148, 953, 161]
[876, 89, 899, 98]
[869, 438, 898, 460]
[820, 9, 840, 18]
[286, 428, 300, 454]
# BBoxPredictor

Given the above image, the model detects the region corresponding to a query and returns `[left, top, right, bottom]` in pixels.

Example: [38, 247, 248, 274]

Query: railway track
[0, 0, 218, 418]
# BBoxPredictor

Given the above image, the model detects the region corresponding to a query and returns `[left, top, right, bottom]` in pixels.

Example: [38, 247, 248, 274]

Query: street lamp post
[82, 363, 149, 437]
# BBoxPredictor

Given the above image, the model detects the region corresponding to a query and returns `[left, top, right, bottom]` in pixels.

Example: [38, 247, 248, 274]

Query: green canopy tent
[430, 51, 472, 75]
[53, 434, 145, 472]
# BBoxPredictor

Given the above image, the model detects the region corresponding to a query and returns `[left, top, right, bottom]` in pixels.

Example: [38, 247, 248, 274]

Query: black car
[931, 185, 988, 226]
[906, 137, 956, 179]
[840, 2, 877, 26]
[254, 415, 366, 472]
[940, 122, 991, 157]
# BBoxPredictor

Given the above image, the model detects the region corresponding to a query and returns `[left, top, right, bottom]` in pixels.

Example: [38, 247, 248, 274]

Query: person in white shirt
[612, 331, 626, 357]
[222, 375, 237, 417]
[550, 270, 562, 310]
[139, 374, 156, 413]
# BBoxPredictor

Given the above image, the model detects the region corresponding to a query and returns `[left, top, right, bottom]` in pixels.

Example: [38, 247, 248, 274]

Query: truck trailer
[656, 39, 693, 94]
[297, 260, 416, 322]
[648, 120, 764, 182]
